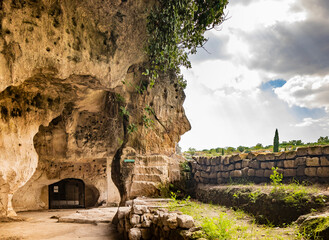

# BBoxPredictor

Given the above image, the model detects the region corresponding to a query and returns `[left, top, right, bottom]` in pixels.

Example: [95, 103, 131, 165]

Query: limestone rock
[283, 169, 296, 177]
[255, 169, 264, 177]
[132, 205, 149, 215]
[305, 167, 317, 177]
[128, 228, 142, 240]
[118, 207, 131, 220]
[0, 0, 190, 216]
[297, 147, 308, 156]
[317, 167, 329, 177]
[299, 212, 329, 240]
[320, 156, 329, 166]
[285, 151, 297, 159]
[177, 214, 194, 229]
[230, 170, 242, 178]
[306, 157, 320, 167]
[242, 159, 250, 168]
[283, 160, 296, 168]
[308, 146, 322, 156]
[130, 214, 141, 226]
[248, 169, 255, 177]
[166, 213, 178, 229]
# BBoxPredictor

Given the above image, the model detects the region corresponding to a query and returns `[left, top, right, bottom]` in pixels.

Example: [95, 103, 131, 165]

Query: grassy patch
[300, 215, 329, 239]
[269, 183, 327, 209]
[170, 199, 301, 239]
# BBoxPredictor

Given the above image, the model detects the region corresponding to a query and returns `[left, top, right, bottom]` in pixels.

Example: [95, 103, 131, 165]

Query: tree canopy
[145, 0, 229, 88]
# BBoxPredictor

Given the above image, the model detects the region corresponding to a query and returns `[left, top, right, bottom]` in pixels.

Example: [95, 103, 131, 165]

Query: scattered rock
[128, 228, 141, 240]
[177, 214, 194, 229]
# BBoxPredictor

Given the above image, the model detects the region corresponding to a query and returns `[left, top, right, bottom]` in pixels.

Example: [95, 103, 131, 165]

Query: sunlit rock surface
[0, 0, 190, 216]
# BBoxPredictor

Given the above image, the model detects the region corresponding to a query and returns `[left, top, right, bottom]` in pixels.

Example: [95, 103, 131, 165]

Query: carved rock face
[0, 0, 190, 216]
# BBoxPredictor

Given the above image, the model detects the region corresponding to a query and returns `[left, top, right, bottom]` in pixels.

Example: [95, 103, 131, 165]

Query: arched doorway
[49, 178, 85, 209]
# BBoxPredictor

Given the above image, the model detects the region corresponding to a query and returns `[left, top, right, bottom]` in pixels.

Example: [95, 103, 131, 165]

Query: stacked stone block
[117, 199, 196, 240]
[191, 146, 329, 184]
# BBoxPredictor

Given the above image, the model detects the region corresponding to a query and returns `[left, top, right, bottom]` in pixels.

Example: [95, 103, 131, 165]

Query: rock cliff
[0, 0, 190, 216]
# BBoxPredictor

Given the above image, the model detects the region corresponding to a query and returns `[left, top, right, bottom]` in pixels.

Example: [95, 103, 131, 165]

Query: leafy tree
[254, 143, 263, 150]
[226, 147, 236, 154]
[318, 136, 329, 144]
[237, 146, 245, 152]
[296, 140, 304, 145]
[273, 128, 279, 152]
[145, 0, 228, 87]
[187, 147, 196, 156]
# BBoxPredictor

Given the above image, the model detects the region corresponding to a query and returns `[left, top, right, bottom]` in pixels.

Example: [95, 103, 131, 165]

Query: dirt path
[0, 209, 121, 240]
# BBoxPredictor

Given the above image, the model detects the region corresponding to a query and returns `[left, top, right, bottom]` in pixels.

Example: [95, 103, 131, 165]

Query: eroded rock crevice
[0, 73, 115, 215]
[0, 0, 190, 216]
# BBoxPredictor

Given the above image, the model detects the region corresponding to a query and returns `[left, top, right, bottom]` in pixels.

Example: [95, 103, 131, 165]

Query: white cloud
[275, 75, 329, 111]
[180, 75, 300, 150]
[295, 117, 329, 129]
[188, 60, 262, 92]
[226, 0, 306, 31]
[179, 0, 329, 151]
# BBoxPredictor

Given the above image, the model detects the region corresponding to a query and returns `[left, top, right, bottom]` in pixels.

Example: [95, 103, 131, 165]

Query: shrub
[270, 167, 283, 186]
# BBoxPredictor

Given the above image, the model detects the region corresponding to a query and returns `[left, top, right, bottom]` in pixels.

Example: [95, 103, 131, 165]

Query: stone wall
[117, 198, 197, 240]
[191, 146, 329, 184]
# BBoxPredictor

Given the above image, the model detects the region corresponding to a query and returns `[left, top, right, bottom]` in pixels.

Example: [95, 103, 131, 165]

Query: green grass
[269, 182, 327, 209]
[169, 199, 302, 240]
[300, 215, 329, 239]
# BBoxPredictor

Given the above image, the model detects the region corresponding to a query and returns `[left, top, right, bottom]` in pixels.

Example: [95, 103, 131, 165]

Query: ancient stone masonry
[191, 146, 329, 184]
[117, 198, 197, 240]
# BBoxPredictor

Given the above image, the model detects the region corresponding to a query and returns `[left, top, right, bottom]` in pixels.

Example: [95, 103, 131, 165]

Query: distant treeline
[185, 136, 329, 156]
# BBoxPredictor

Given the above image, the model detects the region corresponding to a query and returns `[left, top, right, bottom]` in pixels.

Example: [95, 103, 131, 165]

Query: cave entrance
[49, 178, 85, 209]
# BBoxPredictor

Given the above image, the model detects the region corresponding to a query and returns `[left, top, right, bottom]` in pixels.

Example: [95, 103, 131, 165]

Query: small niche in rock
[47, 98, 53, 107]
[46, 47, 51, 52]
[1, 106, 8, 119]
[53, 19, 60, 28]
[31, 93, 43, 108]
[71, 17, 77, 27]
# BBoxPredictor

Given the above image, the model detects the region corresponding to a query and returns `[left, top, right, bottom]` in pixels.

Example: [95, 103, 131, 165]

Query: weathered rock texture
[117, 198, 198, 240]
[0, 0, 190, 216]
[191, 146, 329, 185]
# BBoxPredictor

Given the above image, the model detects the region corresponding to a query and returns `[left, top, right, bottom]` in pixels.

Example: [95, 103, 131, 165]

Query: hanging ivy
[145, 0, 229, 88]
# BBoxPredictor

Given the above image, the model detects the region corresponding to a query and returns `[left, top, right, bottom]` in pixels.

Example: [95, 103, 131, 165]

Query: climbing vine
[145, 0, 228, 88]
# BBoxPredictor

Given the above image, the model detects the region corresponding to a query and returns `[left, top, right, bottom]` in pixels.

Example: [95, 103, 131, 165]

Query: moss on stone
[300, 214, 329, 240]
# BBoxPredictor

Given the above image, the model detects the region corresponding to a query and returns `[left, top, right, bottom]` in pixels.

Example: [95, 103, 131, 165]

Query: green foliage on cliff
[145, 0, 228, 88]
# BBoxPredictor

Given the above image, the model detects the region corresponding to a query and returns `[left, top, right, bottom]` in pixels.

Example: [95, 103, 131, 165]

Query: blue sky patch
[291, 105, 326, 121]
[260, 79, 287, 91]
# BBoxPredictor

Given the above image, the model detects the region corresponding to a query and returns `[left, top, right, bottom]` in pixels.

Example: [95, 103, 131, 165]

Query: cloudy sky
[179, 0, 329, 151]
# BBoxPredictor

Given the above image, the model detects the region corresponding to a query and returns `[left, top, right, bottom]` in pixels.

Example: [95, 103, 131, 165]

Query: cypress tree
[221, 148, 225, 155]
[273, 129, 279, 152]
